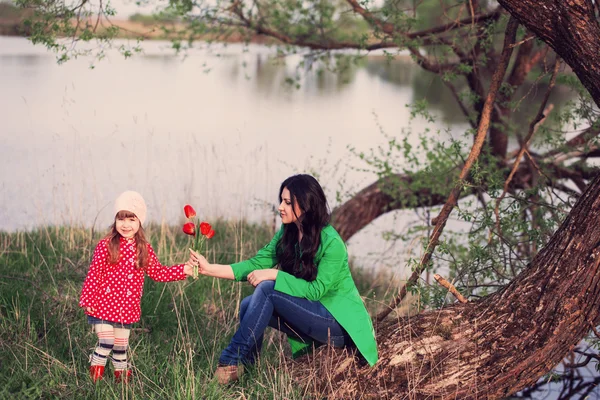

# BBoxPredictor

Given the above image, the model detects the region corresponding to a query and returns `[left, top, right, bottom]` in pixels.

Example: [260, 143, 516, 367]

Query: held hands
[188, 248, 210, 278]
[183, 250, 199, 277]
[247, 269, 278, 287]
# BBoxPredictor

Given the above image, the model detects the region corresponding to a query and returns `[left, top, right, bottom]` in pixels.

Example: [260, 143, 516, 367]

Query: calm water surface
[1, 35, 473, 271]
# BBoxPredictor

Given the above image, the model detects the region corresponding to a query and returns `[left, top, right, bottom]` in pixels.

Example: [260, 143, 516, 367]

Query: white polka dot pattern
[79, 237, 186, 324]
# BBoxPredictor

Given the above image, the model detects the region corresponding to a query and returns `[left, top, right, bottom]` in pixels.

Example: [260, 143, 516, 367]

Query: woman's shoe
[89, 365, 105, 383]
[114, 369, 132, 384]
[214, 364, 243, 384]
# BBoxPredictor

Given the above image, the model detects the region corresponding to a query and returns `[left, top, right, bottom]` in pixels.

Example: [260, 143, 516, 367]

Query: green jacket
[230, 224, 378, 366]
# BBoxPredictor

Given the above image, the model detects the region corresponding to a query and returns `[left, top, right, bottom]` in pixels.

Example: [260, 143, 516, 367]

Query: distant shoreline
[0, 4, 413, 57]
[0, 14, 415, 60]
[0, 16, 280, 43]
[0, 32, 416, 62]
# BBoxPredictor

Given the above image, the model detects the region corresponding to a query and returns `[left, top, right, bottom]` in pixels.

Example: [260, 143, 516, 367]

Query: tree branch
[405, 7, 502, 39]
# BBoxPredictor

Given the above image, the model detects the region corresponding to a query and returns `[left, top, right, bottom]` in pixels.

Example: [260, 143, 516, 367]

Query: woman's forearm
[189, 249, 235, 280]
[204, 263, 235, 280]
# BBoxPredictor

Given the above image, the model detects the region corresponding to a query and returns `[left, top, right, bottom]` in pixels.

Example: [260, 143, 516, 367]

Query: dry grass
[0, 221, 408, 399]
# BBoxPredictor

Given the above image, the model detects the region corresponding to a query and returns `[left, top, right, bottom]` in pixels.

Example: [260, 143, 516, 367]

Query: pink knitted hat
[114, 191, 147, 225]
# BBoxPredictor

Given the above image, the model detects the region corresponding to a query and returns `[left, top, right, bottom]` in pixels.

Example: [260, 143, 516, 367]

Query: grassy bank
[0, 221, 390, 399]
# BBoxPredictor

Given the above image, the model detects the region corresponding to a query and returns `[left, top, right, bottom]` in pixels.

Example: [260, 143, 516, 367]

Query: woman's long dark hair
[105, 210, 149, 269]
[276, 174, 330, 281]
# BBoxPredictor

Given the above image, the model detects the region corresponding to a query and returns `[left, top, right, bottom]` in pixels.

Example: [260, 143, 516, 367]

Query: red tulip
[200, 222, 212, 235]
[184, 204, 197, 219]
[183, 222, 196, 236]
[206, 229, 215, 239]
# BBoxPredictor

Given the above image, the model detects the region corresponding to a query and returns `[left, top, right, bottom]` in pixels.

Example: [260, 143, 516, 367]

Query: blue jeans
[219, 281, 350, 366]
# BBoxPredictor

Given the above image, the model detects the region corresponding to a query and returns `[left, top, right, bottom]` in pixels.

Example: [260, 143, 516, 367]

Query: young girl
[79, 190, 195, 383]
[189, 174, 378, 384]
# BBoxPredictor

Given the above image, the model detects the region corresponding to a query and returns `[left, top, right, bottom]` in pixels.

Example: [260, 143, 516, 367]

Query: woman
[190, 174, 378, 384]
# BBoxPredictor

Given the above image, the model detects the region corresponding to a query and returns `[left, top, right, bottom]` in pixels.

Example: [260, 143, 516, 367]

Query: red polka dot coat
[79, 237, 186, 324]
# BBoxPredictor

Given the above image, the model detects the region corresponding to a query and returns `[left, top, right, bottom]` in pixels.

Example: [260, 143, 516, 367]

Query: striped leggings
[90, 324, 131, 371]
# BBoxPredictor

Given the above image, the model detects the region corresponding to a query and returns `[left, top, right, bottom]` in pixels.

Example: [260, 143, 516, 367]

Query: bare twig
[539, 122, 600, 160]
[508, 35, 536, 49]
[433, 273, 468, 303]
[549, 144, 600, 164]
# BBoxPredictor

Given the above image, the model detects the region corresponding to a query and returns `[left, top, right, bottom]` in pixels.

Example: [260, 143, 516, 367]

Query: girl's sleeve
[79, 241, 109, 308]
[230, 227, 283, 281]
[274, 236, 345, 301]
[145, 245, 187, 282]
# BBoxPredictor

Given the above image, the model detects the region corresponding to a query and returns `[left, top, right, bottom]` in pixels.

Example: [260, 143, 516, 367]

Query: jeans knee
[255, 280, 275, 295]
[240, 295, 252, 320]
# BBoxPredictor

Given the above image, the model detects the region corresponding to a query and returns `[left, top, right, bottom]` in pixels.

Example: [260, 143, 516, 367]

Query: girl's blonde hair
[105, 210, 149, 269]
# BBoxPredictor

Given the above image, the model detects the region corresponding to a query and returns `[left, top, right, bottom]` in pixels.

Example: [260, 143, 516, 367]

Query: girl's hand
[183, 262, 195, 277]
[186, 253, 197, 267]
[247, 269, 278, 287]
[86, 307, 95, 313]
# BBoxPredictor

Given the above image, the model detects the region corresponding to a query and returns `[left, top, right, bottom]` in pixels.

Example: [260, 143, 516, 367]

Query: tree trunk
[297, 171, 600, 399]
[331, 173, 449, 241]
[498, 0, 600, 108]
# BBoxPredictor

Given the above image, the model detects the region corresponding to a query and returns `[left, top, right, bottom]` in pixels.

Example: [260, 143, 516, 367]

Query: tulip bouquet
[182, 204, 215, 279]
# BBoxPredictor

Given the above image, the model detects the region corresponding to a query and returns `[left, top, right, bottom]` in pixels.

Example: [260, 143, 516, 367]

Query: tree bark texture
[498, 0, 600, 108]
[295, 172, 600, 399]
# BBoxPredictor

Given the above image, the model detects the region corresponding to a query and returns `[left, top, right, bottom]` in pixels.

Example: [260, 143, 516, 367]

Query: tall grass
[0, 221, 393, 399]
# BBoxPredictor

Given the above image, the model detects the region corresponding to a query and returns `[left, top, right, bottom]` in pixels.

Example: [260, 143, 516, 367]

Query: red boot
[114, 369, 132, 384]
[89, 365, 105, 383]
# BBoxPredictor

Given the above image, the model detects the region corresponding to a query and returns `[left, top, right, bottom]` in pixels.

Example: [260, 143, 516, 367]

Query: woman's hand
[189, 248, 211, 276]
[247, 269, 278, 287]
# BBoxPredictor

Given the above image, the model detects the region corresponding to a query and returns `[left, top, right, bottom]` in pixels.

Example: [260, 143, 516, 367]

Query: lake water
[0, 35, 473, 272]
